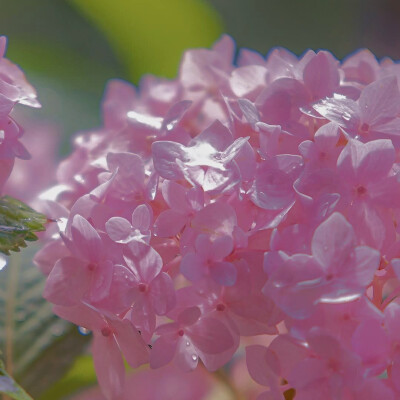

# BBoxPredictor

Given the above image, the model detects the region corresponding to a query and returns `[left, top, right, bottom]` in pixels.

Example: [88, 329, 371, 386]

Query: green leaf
[70, 0, 224, 82]
[38, 355, 97, 400]
[0, 196, 47, 255]
[0, 359, 33, 400]
[0, 247, 91, 398]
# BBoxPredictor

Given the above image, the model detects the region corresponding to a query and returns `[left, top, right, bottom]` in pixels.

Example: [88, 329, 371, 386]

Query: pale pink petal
[177, 307, 201, 326]
[384, 302, 400, 341]
[33, 239, 68, 275]
[250, 155, 303, 210]
[90, 260, 114, 302]
[152, 141, 187, 180]
[202, 165, 241, 194]
[191, 202, 237, 237]
[245, 345, 280, 386]
[231, 66, 267, 98]
[351, 246, 380, 287]
[313, 97, 360, 131]
[337, 139, 395, 182]
[191, 120, 232, 152]
[154, 209, 187, 237]
[211, 236, 234, 260]
[124, 242, 162, 283]
[71, 214, 103, 262]
[150, 272, 176, 315]
[92, 333, 125, 400]
[234, 141, 257, 183]
[106, 217, 132, 242]
[150, 336, 177, 369]
[131, 204, 152, 231]
[175, 339, 199, 371]
[161, 180, 190, 211]
[390, 358, 400, 392]
[162, 100, 192, 132]
[180, 253, 205, 282]
[189, 317, 234, 354]
[355, 379, 395, 400]
[44, 257, 88, 306]
[359, 76, 400, 126]
[288, 358, 327, 388]
[0, 94, 14, 120]
[303, 51, 339, 99]
[311, 212, 355, 271]
[210, 261, 237, 286]
[111, 318, 149, 368]
[352, 319, 390, 364]
[53, 304, 103, 330]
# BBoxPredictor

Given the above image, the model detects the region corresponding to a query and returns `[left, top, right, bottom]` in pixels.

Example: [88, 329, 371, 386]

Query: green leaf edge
[0, 196, 47, 255]
[0, 359, 33, 400]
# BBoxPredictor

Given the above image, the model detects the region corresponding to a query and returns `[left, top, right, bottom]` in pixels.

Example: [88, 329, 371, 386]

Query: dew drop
[166, 122, 175, 131]
[191, 354, 198, 361]
[78, 326, 91, 336]
[186, 341, 190, 347]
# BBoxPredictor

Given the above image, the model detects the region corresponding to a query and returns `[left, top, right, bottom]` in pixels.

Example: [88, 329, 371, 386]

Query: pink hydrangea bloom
[0, 36, 40, 193]
[37, 35, 400, 399]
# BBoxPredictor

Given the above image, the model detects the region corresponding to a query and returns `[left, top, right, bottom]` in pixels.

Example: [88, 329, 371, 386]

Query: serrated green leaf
[70, 0, 223, 82]
[0, 247, 91, 398]
[0, 359, 32, 400]
[0, 196, 47, 255]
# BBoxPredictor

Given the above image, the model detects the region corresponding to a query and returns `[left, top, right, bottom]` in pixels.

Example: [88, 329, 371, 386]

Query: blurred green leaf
[38, 355, 97, 400]
[0, 196, 47, 255]
[0, 247, 91, 398]
[70, 0, 224, 82]
[0, 359, 33, 400]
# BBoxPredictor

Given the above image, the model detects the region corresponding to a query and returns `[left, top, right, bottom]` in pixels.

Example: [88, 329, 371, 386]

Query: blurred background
[1, 1, 399, 398]
[1, 0, 399, 153]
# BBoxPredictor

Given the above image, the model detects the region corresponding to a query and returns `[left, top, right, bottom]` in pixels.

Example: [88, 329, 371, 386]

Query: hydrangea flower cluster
[0, 36, 40, 194]
[37, 35, 400, 399]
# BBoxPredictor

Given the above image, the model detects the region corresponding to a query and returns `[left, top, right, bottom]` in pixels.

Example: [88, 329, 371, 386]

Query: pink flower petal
[359, 76, 400, 126]
[150, 272, 176, 315]
[189, 317, 234, 354]
[71, 214, 103, 262]
[44, 257, 88, 306]
[111, 318, 149, 368]
[210, 261, 237, 286]
[150, 336, 177, 369]
[154, 209, 187, 237]
[311, 212, 355, 271]
[106, 217, 132, 243]
[92, 333, 125, 400]
[180, 253, 205, 282]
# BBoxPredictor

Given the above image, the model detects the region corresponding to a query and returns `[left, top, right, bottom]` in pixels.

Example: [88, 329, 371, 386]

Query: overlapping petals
[37, 35, 400, 399]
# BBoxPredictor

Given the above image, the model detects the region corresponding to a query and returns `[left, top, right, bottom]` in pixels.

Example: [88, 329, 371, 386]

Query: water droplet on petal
[78, 326, 91, 335]
[166, 122, 175, 131]
[186, 341, 190, 347]
[191, 354, 198, 361]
